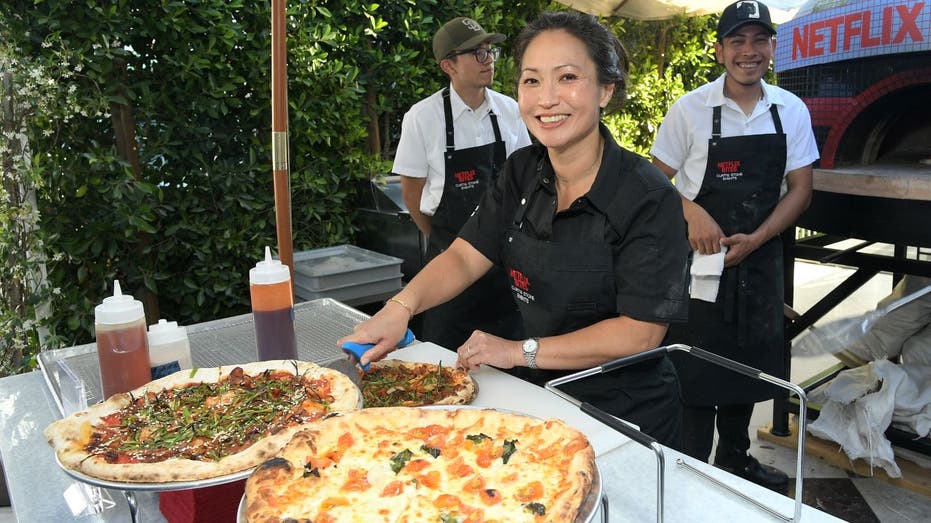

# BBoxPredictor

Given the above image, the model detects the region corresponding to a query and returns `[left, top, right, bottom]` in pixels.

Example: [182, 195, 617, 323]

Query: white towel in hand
[690, 247, 727, 302]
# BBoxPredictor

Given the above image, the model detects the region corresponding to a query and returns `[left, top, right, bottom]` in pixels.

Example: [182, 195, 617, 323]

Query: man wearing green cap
[391, 17, 531, 351]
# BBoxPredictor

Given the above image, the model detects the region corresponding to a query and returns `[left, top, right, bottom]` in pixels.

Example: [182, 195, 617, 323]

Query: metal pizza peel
[321, 356, 364, 388]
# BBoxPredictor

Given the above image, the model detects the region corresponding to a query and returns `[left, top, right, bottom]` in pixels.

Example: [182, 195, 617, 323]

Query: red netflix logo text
[718, 160, 741, 173]
[455, 169, 477, 183]
[791, 2, 924, 60]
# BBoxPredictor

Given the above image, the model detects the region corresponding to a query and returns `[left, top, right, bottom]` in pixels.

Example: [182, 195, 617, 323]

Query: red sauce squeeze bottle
[250, 246, 298, 361]
[94, 280, 152, 399]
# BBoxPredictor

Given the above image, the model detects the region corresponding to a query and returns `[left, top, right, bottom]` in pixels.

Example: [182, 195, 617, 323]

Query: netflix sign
[774, 0, 931, 72]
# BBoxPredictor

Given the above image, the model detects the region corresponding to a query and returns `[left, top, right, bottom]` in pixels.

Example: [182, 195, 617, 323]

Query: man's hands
[684, 199, 760, 266]
[683, 199, 725, 254]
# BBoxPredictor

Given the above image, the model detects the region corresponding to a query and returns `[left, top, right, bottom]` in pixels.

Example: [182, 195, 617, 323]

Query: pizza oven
[774, 0, 931, 246]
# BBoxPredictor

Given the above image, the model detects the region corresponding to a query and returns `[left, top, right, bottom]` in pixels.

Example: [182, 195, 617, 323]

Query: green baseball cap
[432, 17, 505, 63]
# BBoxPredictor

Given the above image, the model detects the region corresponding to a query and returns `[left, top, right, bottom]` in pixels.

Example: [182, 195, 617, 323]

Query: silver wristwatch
[522, 338, 540, 369]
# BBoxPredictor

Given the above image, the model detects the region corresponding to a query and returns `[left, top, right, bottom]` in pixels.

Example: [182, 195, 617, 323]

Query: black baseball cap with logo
[716, 1, 777, 40]
[432, 17, 505, 63]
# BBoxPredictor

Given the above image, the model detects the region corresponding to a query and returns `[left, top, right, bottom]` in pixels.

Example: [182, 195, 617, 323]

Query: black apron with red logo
[501, 158, 682, 449]
[665, 104, 788, 406]
[420, 88, 522, 350]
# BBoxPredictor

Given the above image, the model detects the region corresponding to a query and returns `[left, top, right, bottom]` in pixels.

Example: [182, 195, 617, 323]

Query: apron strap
[713, 103, 784, 137]
[712, 105, 722, 139]
[442, 87, 454, 154]
[444, 88, 505, 154]
[489, 110, 502, 143]
[768, 104, 784, 134]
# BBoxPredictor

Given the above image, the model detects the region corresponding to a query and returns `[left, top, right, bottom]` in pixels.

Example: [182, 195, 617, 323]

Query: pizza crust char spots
[44, 360, 361, 483]
[244, 407, 595, 522]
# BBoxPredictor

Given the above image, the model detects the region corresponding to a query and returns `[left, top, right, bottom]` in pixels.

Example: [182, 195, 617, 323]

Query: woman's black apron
[501, 158, 681, 449]
[420, 88, 522, 350]
[665, 104, 788, 406]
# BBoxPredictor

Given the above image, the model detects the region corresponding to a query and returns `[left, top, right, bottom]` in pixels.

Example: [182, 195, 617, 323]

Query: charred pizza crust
[244, 406, 595, 523]
[44, 360, 361, 483]
[361, 359, 477, 408]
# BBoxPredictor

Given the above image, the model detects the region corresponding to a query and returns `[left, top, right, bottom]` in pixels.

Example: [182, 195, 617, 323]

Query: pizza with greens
[361, 360, 476, 408]
[44, 360, 361, 483]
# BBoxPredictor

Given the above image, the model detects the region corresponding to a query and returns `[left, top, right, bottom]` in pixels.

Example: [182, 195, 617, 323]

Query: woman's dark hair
[513, 10, 629, 114]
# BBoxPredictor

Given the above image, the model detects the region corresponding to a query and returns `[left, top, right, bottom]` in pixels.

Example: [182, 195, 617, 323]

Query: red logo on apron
[454, 169, 477, 183]
[509, 269, 530, 291]
[715, 159, 743, 181]
[717, 160, 740, 173]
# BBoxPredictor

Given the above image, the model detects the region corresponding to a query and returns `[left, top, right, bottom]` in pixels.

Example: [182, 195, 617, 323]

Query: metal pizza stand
[35, 298, 369, 523]
[546, 345, 809, 523]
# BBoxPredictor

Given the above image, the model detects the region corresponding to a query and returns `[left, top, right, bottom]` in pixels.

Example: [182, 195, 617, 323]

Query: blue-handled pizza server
[340, 328, 416, 371]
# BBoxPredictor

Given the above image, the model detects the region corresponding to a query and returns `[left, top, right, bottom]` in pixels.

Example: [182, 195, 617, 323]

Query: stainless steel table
[1, 298, 846, 522]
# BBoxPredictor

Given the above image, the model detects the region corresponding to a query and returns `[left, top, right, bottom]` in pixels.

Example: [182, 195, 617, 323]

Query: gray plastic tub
[294, 276, 402, 306]
[293, 245, 403, 290]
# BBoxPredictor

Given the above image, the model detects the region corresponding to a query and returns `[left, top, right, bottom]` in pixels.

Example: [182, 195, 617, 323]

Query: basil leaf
[502, 439, 517, 464]
[390, 449, 413, 474]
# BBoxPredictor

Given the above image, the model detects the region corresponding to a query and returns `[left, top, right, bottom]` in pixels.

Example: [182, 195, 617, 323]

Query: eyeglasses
[447, 47, 501, 64]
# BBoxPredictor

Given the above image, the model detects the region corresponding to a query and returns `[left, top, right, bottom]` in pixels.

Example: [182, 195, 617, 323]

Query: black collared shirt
[459, 125, 691, 323]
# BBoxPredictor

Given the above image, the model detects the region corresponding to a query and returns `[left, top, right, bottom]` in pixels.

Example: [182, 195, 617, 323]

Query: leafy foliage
[605, 15, 720, 155]
[0, 1, 718, 376]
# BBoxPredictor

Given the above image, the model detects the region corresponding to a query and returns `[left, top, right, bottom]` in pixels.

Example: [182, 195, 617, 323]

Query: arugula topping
[86, 368, 336, 463]
[439, 514, 460, 523]
[361, 363, 460, 407]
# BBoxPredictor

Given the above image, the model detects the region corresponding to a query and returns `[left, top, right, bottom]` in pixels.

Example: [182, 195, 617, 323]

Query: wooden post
[271, 0, 294, 278]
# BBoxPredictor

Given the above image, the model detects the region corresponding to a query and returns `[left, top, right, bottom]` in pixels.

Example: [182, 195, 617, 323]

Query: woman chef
[339, 11, 691, 448]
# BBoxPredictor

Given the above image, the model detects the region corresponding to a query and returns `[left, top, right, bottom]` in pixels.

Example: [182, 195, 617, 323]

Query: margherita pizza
[243, 406, 595, 523]
[361, 360, 476, 408]
[44, 360, 361, 483]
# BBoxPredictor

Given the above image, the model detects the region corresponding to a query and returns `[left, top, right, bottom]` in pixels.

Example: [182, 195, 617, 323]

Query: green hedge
[0, 1, 716, 375]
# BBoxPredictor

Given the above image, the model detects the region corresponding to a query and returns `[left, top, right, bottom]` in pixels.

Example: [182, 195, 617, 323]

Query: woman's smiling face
[517, 29, 613, 154]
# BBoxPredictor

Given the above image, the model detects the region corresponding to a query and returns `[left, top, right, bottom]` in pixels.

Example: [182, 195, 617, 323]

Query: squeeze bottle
[250, 246, 298, 360]
[147, 319, 193, 380]
[94, 280, 151, 398]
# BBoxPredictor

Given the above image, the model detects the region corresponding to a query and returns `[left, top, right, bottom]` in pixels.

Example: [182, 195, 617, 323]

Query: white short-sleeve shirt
[650, 74, 820, 200]
[391, 84, 532, 215]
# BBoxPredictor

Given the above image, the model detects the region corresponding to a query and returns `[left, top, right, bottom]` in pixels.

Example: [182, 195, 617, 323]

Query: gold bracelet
[386, 297, 414, 319]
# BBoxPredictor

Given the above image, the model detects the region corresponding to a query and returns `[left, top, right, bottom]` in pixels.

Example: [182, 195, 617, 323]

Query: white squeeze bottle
[147, 319, 193, 380]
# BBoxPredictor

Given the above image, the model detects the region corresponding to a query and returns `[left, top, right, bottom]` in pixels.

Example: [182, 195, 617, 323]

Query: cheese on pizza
[244, 407, 595, 522]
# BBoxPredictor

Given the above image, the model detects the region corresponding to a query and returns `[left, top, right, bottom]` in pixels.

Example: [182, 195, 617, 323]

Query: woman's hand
[336, 302, 410, 366]
[455, 330, 522, 371]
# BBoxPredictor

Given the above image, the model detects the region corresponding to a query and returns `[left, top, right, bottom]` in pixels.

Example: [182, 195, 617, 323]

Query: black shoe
[714, 454, 789, 492]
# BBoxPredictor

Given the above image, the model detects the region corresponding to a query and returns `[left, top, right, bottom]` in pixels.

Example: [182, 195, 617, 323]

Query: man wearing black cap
[391, 17, 531, 351]
[651, 1, 819, 491]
